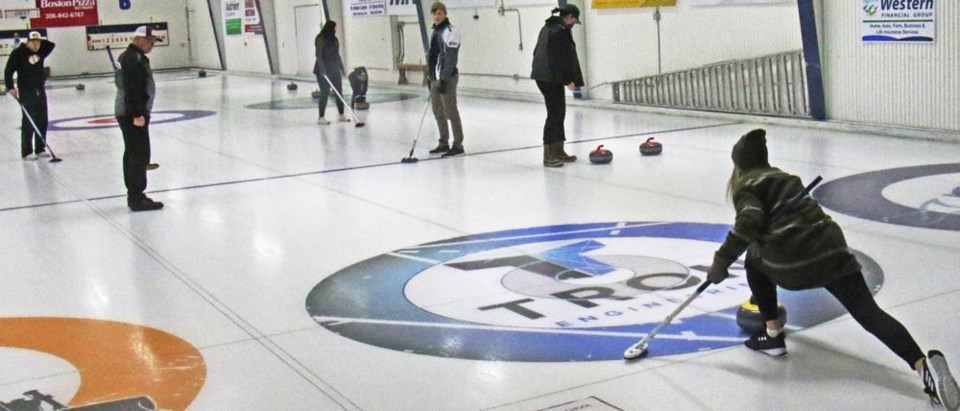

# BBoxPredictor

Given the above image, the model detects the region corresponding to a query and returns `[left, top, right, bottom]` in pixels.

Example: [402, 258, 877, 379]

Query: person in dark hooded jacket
[708, 129, 958, 409]
[314, 20, 348, 125]
[530, 4, 583, 168]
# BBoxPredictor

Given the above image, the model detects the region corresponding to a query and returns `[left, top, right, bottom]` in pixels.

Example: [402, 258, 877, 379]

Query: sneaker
[428, 144, 450, 154]
[441, 147, 465, 158]
[924, 350, 960, 410]
[21, 153, 33, 160]
[744, 329, 787, 356]
[36, 150, 49, 157]
[338, 114, 351, 122]
[317, 117, 330, 125]
[129, 197, 164, 212]
[146, 163, 159, 171]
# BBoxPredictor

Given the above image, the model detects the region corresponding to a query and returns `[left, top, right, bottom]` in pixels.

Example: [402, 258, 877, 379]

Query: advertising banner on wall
[687, 0, 790, 5]
[350, 0, 386, 16]
[29, 0, 98, 28]
[861, 0, 935, 43]
[85, 23, 169, 51]
[2, 8, 39, 20]
[387, 0, 492, 16]
[594, 0, 675, 10]
[0, 28, 46, 56]
[243, 0, 263, 35]
[223, 0, 242, 35]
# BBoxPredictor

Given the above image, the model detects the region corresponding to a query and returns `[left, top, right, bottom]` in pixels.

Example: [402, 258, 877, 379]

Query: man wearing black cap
[4, 31, 55, 160]
[115, 26, 162, 211]
[531, 4, 583, 168]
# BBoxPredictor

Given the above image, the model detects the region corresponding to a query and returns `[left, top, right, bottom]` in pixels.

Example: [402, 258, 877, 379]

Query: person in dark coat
[314, 21, 348, 125]
[4, 31, 55, 160]
[115, 26, 163, 211]
[530, 4, 583, 168]
[708, 129, 958, 409]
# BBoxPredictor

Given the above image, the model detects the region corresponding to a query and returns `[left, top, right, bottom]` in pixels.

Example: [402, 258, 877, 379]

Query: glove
[437, 80, 447, 94]
[707, 252, 733, 284]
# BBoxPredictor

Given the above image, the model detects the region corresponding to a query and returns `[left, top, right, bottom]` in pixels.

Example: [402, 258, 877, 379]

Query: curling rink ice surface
[1, 70, 959, 410]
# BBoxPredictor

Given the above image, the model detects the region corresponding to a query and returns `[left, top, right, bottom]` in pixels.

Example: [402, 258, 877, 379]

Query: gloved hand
[437, 80, 447, 94]
[707, 253, 733, 284]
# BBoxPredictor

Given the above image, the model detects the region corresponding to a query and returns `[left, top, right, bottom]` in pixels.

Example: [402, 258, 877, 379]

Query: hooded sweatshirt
[715, 130, 860, 290]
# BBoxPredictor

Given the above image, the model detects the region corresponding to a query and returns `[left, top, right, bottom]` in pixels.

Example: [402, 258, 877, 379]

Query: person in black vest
[708, 129, 959, 409]
[115, 26, 162, 211]
[4, 31, 55, 160]
[530, 5, 583, 168]
[314, 21, 348, 125]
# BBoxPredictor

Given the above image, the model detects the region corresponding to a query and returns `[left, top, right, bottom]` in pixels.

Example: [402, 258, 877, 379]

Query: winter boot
[543, 145, 564, 168]
[552, 142, 577, 163]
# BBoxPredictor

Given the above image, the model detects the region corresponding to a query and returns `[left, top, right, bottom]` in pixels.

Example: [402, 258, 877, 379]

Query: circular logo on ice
[306, 222, 884, 362]
[48, 110, 216, 131]
[814, 163, 960, 231]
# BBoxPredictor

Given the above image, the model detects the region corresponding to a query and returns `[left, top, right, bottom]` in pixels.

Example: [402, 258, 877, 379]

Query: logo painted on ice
[814, 163, 960, 231]
[305, 222, 883, 362]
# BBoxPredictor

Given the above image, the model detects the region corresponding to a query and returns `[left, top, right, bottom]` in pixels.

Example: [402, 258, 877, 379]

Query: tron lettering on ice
[305, 222, 884, 362]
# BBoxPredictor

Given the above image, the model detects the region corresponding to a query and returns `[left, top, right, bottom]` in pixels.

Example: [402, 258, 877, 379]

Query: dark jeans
[536, 81, 566, 145]
[316, 71, 344, 117]
[118, 115, 151, 203]
[746, 253, 925, 368]
[19, 88, 48, 156]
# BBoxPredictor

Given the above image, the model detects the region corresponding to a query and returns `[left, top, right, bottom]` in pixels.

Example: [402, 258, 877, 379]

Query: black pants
[118, 115, 151, 203]
[536, 81, 566, 145]
[316, 71, 344, 117]
[348, 72, 367, 102]
[19, 88, 48, 157]
[746, 253, 925, 368]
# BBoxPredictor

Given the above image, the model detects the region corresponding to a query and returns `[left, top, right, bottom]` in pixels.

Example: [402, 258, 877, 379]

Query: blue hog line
[406, 222, 731, 262]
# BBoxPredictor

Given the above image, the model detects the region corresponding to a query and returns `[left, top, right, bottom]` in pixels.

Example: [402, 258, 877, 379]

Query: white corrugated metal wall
[822, 0, 958, 133]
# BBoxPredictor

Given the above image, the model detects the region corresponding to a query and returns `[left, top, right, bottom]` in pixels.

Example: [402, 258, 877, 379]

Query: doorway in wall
[295, 5, 322, 76]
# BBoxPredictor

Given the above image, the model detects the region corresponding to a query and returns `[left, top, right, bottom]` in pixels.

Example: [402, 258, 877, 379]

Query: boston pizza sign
[31, 0, 99, 28]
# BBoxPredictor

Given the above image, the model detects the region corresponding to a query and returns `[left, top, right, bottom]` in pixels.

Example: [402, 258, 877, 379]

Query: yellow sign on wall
[593, 0, 676, 9]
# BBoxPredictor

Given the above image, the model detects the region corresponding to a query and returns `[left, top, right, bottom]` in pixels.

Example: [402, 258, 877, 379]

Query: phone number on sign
[44, 12, 87, 19]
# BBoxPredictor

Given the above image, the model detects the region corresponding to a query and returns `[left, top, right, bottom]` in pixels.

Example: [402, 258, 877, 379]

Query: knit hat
[731, 129, 769, 170]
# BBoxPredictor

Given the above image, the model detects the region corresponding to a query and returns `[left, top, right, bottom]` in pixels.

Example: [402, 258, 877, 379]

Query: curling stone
[198, 70, 207, 77]
[952, 186, 960, 197]
[736, 296, 788, 334]
[286, 82, 298, 91]
[312, 89, 322, 99]
[589, 145, 613, 164]
[75, 83, 85, 91]
[353, 97, 370, 110]
[640, 137, 663, 156]
[0, 87, 7, 96]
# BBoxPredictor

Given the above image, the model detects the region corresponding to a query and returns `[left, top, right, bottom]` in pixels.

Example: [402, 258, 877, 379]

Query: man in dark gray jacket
[115, 26, 162, 211]
[426, 2, 465, 158]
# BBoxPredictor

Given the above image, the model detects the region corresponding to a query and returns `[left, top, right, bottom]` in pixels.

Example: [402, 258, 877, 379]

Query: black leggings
[317, 70, 345, 117]
[746, 255, 925, 369]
